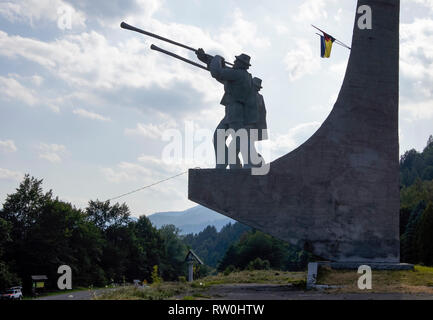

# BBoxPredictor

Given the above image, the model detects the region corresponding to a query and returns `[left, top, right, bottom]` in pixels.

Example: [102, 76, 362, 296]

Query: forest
[1, 135, 432, 292]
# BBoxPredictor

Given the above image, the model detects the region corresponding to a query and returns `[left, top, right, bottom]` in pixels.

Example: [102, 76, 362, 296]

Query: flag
[320, 33, 335, 58]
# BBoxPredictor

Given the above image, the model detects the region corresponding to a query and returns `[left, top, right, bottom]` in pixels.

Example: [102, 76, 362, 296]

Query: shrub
[246, 258, 271, 271]
[151, 265, 162, 284]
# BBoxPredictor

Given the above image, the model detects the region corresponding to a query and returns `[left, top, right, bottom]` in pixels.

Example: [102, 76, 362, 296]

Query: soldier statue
[197, 49, 265, 169]
[242, 77, 268, 168]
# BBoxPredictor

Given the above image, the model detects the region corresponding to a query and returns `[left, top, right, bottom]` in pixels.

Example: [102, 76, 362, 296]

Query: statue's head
[253, 77, 262, 91]
[234, 53, 251, 70]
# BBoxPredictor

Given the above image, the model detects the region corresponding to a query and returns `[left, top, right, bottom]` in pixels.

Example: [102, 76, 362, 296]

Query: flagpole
[312, 25, 351, 50]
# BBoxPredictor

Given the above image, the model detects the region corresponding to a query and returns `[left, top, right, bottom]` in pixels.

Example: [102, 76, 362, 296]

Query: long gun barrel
[121, 22, 234, 67]
[150, 44, 209, 71]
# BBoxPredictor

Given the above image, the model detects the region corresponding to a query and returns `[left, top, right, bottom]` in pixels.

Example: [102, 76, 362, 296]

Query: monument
[189, 0, 403, 264]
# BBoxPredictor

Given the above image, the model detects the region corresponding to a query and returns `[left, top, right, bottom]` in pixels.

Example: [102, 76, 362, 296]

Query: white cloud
[0, 76, 38, 106]
[0, 168, 22, 181]
[125, 120, 177, 140]
[0, 75, 60, 112]
[37, 143, 67, 163]
[400, 19, 433, 90]
[408, 0, 433, 11]
[0, 140, 17, 153]
[73, 108, 111, 122]
[101, 162, 151, 183]
[401, 100, 433, 121]
[0, 0, 86, 28]
[284, 39, 320, 81]
[295, 0, 336, 22]
[265, 122, 322, 159]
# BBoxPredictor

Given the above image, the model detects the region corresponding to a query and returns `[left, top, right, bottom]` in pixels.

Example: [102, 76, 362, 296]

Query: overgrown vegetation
[1, 135, 433, 295]
[317, 265, 433, 294]
[95, 269, 307, 300]
[217, 229, 311, 273]
[0, 175, 188, 292]
[182, 223, 251, 268]
[400, 136, 433, 265]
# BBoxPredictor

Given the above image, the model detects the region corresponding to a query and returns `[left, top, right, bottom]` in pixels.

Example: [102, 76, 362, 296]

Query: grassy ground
[316, 265, 433, 294]
[24, 286, 107, 300]
[95, 266, 433, 300]
[95, 270, 306, 300]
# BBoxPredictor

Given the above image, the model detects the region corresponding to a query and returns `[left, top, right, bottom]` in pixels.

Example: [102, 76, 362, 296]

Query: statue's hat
[253, 77, 262, 89]
[235, 53, 251, 66]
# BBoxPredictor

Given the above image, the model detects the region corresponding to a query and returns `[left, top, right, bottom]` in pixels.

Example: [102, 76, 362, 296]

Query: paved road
[36, 289, 110, 300]
[192, 284, 433, 300]
[36, 284, 433, 300]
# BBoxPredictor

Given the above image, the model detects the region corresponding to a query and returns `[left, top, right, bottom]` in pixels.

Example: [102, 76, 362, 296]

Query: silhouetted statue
[242, 77, 268, 168]
[197, 49, 267, 169]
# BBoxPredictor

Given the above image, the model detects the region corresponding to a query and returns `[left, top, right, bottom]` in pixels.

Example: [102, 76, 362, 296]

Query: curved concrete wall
[189, 0, 400, 263]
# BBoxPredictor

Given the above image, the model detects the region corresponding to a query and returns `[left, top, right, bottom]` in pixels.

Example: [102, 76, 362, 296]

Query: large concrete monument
[189, 0, 401, 263]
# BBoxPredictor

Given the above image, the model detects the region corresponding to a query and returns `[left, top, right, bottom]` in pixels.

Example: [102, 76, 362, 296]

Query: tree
[0, 217, 20, 290]
[132, 216, 164, 282]
[417, 202, 433, 266]
[218, 230, 295, 272]
[86, 200, 131, 231]
[1, 175, 52, 237]
[159, 225, 188, 281]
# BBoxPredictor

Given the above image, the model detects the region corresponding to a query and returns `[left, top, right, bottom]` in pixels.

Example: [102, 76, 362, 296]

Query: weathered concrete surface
[189, 0, 400, 262]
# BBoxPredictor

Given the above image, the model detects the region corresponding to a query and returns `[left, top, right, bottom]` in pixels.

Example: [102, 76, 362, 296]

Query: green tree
[159, 225, 188, 281]
[218, 230, 297, 272]
[417, 202, 433, 266]
[0, 217, 20, 290]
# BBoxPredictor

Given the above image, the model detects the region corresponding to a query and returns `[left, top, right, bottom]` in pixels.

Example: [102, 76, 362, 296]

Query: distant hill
[148, 206, 235, 235]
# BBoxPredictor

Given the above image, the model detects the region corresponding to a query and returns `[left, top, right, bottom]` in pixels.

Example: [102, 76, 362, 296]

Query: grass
[94, 282, 196, 300]
[196, 270, 306, 287]
[316, 265, 433, 294]
[25, 286, 102, 300]
[94, 267, 433, 299]
[95, 270, 306, 300]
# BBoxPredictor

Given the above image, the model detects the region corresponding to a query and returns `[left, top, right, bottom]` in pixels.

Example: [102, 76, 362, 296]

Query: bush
[247, 258, 271, 271]
[223, 265, 238, 276]
[151, 265, 162, 284]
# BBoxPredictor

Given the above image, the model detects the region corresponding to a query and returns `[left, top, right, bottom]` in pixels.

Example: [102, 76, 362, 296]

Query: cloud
[284, 39, 320, 81]
[295, 0, 336, 22]
[73, 108, 111, 122]
[37, 143, 67, 163]
[408, 0, 433, 12]
[400, 18, 433, 97]
[265, 121, 322, 159]
[0, 0, 86, 28]
[125, 120, 177, 140]
[0, 168, 23, 181]
[0, 76, 38, 106]
[0, 140, 17, 153]
[401, 100, 433, 121]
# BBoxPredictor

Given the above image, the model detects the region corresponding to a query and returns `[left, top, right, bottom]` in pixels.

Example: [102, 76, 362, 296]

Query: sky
[0, 0, 432, 217]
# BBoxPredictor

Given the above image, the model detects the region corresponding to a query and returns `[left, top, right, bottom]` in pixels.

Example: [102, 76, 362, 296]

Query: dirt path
[186, 283, 433, 300]
[36, 288, 111, 300]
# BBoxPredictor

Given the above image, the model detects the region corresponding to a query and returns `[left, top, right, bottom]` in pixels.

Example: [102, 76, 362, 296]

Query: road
[184, 284, 433, 300]
[36, 288, 110, 300]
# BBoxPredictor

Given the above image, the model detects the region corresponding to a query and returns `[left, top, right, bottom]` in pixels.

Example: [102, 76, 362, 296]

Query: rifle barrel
[150, 44, 209, 71]
[121, 22, 235, 66]
[122, 22, 197, 52]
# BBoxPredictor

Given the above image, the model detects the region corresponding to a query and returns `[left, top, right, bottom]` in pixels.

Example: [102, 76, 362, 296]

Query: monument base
[307, 261, 415, 290]
[317, 261, 414, 271]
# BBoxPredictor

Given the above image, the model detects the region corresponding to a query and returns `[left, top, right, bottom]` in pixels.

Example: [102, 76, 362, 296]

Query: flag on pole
[312, 25, 351, 59]
[320, 33, 335, 58]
